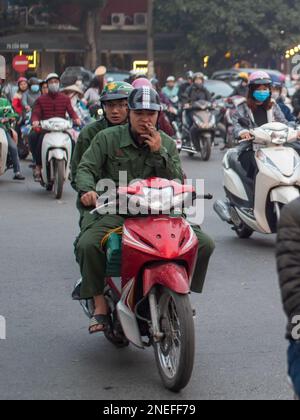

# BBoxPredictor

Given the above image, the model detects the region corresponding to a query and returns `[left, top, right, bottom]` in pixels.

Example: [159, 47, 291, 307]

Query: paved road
[0, 148, 292, 400]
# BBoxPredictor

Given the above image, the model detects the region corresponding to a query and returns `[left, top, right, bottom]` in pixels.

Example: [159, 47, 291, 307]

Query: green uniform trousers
[75, 213, 215, 299]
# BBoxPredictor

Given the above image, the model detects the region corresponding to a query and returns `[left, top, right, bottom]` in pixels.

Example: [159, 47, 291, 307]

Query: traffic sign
[12, 55, 29, 73]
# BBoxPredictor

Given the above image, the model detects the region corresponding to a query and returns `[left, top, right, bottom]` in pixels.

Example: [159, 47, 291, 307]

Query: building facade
[0, 0, 178, 81]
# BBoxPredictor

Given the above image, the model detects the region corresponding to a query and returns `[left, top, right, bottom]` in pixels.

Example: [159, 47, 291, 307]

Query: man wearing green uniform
[71, 81, 133, 191]
[75, 87, 215, 334]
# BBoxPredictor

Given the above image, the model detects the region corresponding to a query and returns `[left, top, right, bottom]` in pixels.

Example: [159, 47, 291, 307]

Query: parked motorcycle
[73, 178, 211, 392]
[39, 118, 73, 199]
[181, 100, 216, 161]
[214, 122, 300, 238]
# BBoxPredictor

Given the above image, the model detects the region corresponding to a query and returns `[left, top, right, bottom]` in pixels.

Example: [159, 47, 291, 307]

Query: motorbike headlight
[193, 115, 203, 128]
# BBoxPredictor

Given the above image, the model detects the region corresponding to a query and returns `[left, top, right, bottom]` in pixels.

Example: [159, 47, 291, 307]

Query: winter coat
[277, 198, 300, 340]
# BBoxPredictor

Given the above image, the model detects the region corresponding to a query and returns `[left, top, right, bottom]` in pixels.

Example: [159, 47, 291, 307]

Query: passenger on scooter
[74, 87, 215, 334]
[71, 81, 134, 194]
[232, 71, 298, 180]
[30, 73, 81, 181]
[272, 81, 296, 123]
[22, 77, 41, 109]
[0, 96, 25, 180]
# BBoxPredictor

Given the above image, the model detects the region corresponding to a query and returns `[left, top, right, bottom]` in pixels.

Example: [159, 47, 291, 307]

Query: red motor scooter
[73, 177, 211, 392]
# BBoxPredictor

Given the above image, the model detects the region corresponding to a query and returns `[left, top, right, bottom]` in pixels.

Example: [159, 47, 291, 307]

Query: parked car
[204, 80, 235, 98]
[60, 67, 94, 89]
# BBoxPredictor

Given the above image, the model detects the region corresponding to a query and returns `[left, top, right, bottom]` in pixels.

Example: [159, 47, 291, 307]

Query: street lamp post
[147, 0, 154, 79]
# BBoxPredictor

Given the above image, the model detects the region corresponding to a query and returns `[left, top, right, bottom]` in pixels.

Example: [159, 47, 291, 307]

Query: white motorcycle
[214, 122, 300, 238]
[40, 118, 73, 199]
[0, 127, 8, 177]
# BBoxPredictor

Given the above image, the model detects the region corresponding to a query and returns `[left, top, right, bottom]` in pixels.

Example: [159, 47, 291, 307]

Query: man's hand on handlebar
[80, 191, 98, 208]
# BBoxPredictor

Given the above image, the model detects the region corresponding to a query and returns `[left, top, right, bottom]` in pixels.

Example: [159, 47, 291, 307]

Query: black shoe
[13, 173, 25, 181]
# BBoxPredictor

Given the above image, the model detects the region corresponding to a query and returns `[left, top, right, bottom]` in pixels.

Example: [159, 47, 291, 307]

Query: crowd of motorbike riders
[1, 66, 300, 398]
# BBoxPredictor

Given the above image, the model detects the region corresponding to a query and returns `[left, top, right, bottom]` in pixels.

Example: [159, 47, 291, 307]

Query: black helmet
[29, 77, 40, 86]
[128, 87, 162, 112]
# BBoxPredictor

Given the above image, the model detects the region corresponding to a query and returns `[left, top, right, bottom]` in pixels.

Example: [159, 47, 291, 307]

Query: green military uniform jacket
[71, 118, 108, 190]
[76, 124, 183, 196]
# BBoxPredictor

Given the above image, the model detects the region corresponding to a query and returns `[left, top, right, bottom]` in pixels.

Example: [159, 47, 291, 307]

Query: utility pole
[147, 0, 154, 78]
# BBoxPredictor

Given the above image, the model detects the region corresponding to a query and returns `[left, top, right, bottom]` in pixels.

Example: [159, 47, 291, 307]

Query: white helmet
[46, 73, 60, 83]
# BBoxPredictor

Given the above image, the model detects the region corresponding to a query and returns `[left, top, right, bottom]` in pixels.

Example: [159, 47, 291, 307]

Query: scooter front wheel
[154, 287, 195, 393]
[53, 160, 65, 200]
[200, 136, 212, 161]
[235, 223, 254, 239]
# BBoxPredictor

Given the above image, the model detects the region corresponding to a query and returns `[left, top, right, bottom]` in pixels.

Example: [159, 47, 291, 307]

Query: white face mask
[48, 83, 60, 94]
[272, 92, 280, 101]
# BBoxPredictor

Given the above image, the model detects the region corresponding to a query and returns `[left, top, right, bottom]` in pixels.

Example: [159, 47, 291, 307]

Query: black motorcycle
[181, 100, 216, 161]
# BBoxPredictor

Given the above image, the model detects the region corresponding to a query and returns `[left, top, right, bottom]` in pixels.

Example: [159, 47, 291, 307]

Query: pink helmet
[249, 71, 272, 86]
[132, 78, 152, 89]
[17, 76, 28, 85]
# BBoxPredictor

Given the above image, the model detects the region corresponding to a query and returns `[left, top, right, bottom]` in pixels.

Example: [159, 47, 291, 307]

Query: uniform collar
[120, 125, 140, 149]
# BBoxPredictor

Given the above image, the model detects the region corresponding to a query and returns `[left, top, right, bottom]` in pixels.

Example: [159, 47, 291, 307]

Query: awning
[0, 32, 85, 53]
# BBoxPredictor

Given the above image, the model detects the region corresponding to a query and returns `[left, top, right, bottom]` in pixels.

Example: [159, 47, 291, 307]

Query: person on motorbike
[232, 71, 300, 180]
[183, 72, 212, 130]
[162, 76, 179, 102]
[22, 77, 41, 110]
[40, 80, 48, 96]
[30, 73, 81, 181]
[12, 77, 29, 117]
[178, 70, 194, 103]
[74, 87, 215, 334]
[233, 72, 249, 97]
[272, 81, 296, 123]
[71, 81, 133, 194]
[0, 96, 25, 180]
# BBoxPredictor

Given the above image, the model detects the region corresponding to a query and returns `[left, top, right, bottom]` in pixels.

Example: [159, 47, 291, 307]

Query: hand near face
[141, 123, 162, 153]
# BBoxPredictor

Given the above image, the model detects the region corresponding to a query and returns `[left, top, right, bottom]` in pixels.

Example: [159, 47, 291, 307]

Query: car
[212, 68, 286, 85]
[60, 66, 94, 89]
[204, 79, 235, 98]
[105, 70, 130, 83]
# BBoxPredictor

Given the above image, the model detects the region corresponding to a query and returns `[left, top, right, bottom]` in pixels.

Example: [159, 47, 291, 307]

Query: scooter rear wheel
[154, 287, 195, 393]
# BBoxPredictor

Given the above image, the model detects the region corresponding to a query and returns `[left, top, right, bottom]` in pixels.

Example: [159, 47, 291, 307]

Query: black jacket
[184, 83, 211, 104]
[277, 198, 300, 339]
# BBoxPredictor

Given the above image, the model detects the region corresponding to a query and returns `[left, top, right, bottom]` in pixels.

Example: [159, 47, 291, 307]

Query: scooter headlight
[141, 187, 174, 213]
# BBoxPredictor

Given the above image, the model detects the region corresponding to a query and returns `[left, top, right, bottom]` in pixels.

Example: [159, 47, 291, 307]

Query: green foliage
[154, 0, 300, 70]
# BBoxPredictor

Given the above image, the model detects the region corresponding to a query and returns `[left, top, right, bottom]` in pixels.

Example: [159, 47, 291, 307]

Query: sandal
[89, 314, 110, 335]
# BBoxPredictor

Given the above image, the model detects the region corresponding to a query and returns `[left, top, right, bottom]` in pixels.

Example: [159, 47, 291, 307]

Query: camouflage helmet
[100, 81, 133, 102]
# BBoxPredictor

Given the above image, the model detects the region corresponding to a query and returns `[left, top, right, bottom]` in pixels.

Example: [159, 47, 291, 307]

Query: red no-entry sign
[12, 55, 29, 73]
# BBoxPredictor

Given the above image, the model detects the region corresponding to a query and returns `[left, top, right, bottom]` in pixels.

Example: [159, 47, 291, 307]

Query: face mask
[31, 85, 40, 93]
[253, 90, 270, 102]
[272, 92, 280, 101]
[48, 83, 60, 94]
